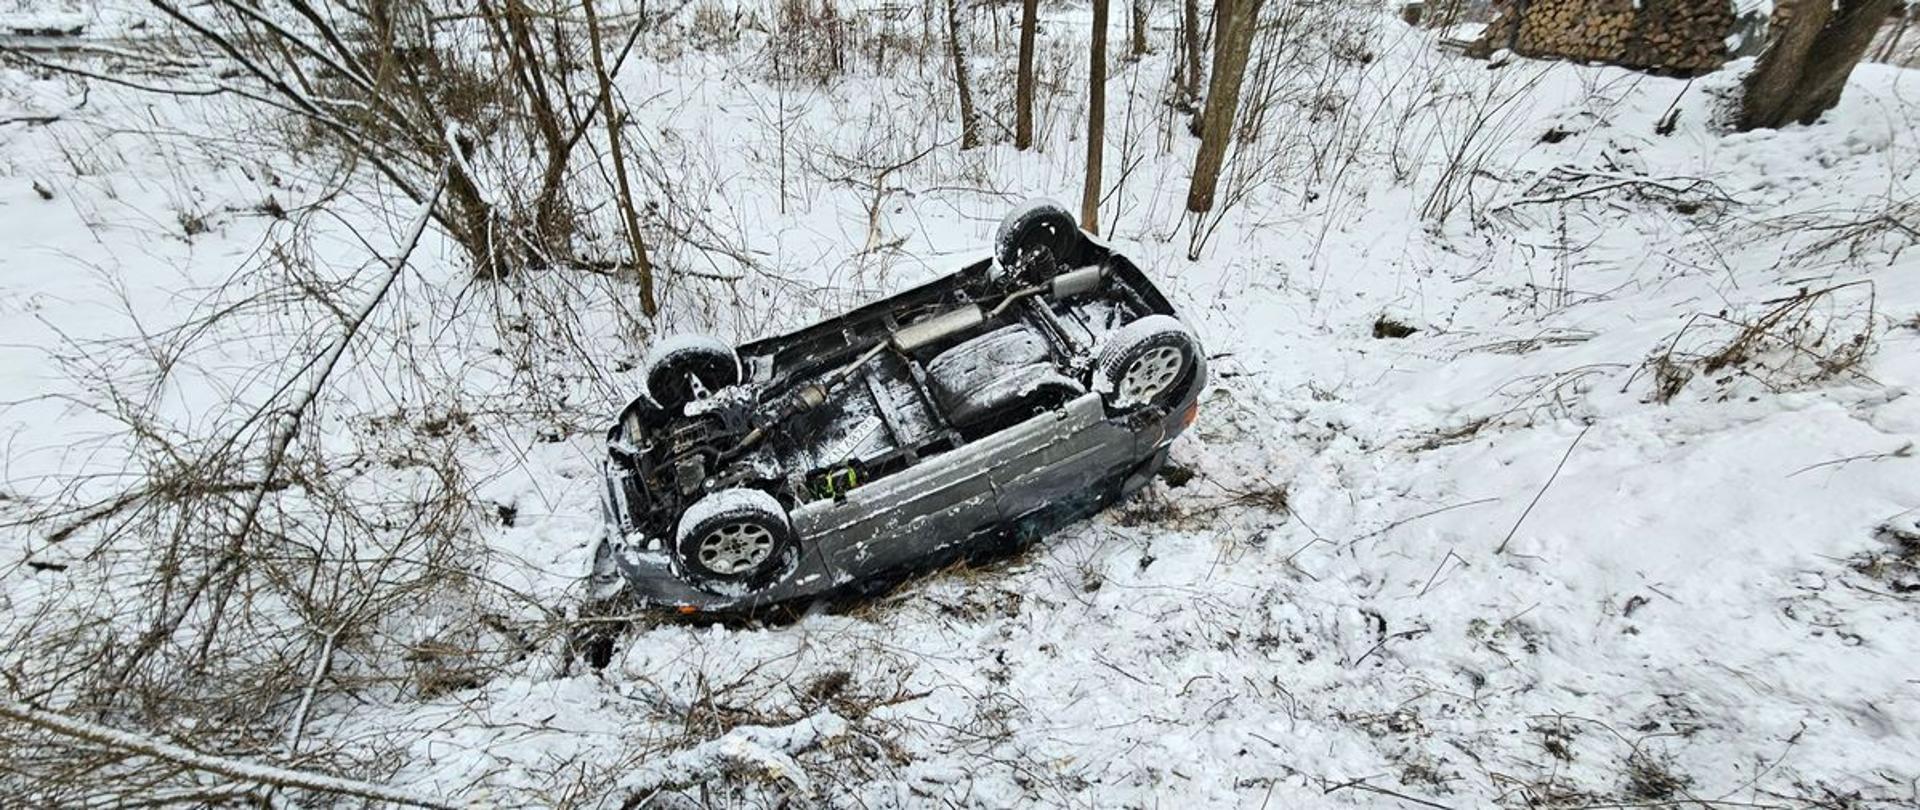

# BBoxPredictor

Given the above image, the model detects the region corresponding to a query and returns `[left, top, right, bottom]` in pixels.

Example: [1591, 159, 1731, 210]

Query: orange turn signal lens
[1180, 401, 1199, 429]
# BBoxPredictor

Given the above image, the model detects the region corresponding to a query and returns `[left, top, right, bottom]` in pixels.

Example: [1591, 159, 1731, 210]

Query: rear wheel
[995, 199, 1080, 280]
[672, 489, 797, 593]
[1094, 315, 1199, 414]
[643, 334, 740, 414]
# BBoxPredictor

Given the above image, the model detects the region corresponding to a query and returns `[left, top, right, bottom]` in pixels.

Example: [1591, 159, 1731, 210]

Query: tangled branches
[1638, 281, 1879, 404]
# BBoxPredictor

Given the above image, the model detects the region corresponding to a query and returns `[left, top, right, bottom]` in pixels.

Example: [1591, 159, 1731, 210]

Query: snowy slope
[4, 2, 1919, 808]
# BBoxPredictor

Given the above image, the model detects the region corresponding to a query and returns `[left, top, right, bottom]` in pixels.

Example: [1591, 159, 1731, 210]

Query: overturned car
[590, 201, 1205, 613]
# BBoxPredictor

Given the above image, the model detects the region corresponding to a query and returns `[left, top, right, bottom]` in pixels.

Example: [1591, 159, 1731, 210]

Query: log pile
[1472, 0, 1738, 76]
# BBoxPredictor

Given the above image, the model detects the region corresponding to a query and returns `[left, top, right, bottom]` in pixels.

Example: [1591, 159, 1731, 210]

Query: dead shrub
[0, 207, 568, 805]
[1497, 166, 1741, 225]
[766, 0, 848, 84]
[1408, 363, 1621, 451]
[690, 0, 745, 49]
[64, 0, 681, 299]
[1783, 196, 1920, 264]
[1849, 517, 1920, 593]
[1623, 753, 1690, 801]
[1372, 315, 1419, 338]
[1638, 282, 1879, 404]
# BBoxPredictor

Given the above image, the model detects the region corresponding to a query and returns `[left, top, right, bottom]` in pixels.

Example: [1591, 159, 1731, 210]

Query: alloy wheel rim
[697, 521, 776, 575]
[1118, 345, 1184, 406]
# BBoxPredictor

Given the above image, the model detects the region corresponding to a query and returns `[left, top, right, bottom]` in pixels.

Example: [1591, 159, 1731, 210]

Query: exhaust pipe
[1050, 266, 1105, 298]
[890, 306, 986, 352]
[894, 267, 1106, 352]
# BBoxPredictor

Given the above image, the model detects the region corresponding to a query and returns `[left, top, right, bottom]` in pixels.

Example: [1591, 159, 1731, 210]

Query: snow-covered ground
[4, 2, 1919, 807]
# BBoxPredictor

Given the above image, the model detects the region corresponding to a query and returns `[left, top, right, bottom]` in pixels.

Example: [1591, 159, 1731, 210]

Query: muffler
[890, 306, 986, 352]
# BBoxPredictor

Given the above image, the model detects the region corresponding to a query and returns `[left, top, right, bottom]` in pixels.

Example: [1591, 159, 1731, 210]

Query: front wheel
[643, 333, 741, 415]
[1094, 315, 1200, 414]
[995, 199, 1080, 279]
[671, 489, 797, 593]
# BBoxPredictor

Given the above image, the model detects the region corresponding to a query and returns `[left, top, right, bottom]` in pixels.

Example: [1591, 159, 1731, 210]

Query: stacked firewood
[1471, 0, 1737, 76]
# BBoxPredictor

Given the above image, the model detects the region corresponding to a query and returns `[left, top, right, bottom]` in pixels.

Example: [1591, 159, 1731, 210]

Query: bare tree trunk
[1186, 0, 1260, 212]
[1193, 0, 1234, 135]
[1179, 0, 1202, 107]
[1015, 0, 1038, 149]
[582, 0, 657, 316]
[480, 0, 567, 249]
[1083, 0, 1109, 234]
[945, 0, 981, 149]
[1130, 0, 1148, 56]
[1740, 0, 1900, 130]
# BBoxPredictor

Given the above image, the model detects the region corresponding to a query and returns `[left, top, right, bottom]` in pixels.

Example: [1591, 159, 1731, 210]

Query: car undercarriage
[592, 201, 1205, 612]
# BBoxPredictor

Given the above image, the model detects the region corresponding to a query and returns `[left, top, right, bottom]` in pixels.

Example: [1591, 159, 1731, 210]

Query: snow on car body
[590, 202, 1206, 613]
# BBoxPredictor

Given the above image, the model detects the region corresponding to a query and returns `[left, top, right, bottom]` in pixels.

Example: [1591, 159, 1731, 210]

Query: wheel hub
[697, 521, 775, 575]
[1118, 346, 1184, 406]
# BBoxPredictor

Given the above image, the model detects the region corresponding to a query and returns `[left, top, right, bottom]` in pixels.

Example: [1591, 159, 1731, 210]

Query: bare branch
[0, 699, 466, 809]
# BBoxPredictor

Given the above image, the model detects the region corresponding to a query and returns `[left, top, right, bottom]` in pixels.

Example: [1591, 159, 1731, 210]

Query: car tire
[672, 488, 797, 593]
[1094, 314, 1199, 414]
[643, 334, 740, 414]
[995, 199, 1080, 278]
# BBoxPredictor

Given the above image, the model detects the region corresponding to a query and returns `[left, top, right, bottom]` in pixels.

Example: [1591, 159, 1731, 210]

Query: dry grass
[1640, 282, 1879, 404]
[1849, 518, 1920, 594]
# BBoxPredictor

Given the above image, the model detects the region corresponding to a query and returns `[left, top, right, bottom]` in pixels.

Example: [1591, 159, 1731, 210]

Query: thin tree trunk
[1130, 0, 1148, 56]
[1193, 0, 1234, 135]
[583, 0, 657, 316]
[1180, 0, 1202, 107]
[1083, 0, 1109, 234]
[1015, 0, 1038, 149]
[1186, 0, 1260, 212]
[1795, 0, 1898, 114]
[495, 0, 571, 248]
[946, 0, 981, 149]
[1740, 0, 1899, 130]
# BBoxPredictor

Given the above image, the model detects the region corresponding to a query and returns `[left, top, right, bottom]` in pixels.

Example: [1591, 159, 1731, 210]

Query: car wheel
[1094, 314, 1199, 414]
[643, 334, 740, 414]
[995, 199, 1080, 278]
[672, 488, 797, 593]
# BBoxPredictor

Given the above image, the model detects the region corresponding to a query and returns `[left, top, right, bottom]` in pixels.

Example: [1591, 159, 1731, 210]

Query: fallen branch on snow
[0, 699, 466, 809]
[1495, 167, 1739, 213]
[1495, 423, 1592, 555]
[614, 711, 850, 807]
